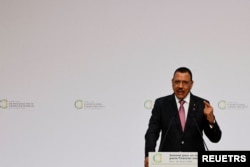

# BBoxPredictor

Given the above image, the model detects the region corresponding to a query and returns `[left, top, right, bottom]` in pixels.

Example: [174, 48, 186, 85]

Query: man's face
[172, 72, 193, 100]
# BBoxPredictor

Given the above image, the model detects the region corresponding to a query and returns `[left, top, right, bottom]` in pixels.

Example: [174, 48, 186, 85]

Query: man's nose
[178, 82, 184, 87]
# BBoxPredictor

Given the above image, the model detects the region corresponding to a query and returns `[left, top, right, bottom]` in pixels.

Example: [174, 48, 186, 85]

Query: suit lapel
[169, 94, 183, 132]
[184, 94, 196, 132]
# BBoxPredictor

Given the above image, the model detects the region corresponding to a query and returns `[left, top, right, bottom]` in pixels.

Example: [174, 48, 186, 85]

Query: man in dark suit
[144, 67, 222, 167]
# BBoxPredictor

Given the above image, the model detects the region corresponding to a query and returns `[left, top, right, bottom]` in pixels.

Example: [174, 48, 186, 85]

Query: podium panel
[149, 152, 198, 167]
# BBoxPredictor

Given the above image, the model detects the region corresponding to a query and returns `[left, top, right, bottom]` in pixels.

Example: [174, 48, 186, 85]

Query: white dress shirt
[175, 93, 191, 121]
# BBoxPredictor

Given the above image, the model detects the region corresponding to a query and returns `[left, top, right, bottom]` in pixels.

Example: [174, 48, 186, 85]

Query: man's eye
[183, 81, 189, 85]
[174, 81, 180, 84]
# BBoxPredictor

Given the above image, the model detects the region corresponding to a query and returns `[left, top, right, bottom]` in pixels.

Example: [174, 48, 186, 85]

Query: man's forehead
[173, 72, 192, 80]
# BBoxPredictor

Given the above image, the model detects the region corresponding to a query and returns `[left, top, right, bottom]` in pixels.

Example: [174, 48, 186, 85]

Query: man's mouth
[177, 89, 185, 94]
[177, 89, 184, 92]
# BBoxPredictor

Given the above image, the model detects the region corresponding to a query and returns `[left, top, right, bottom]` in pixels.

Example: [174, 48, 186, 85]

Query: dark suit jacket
[145, 93, 222, 157]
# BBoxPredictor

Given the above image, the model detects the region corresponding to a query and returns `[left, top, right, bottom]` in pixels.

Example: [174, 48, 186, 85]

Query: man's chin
[175, 94, 186, 99]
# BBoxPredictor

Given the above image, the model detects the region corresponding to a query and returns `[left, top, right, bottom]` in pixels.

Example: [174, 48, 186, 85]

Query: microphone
[158, 111, 178, 152]
[192, 103, 209, 151]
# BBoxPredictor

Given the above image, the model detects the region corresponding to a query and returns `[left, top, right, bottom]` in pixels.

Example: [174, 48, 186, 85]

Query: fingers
[203, 101, 210, 108]
[204, 101, 214, 111]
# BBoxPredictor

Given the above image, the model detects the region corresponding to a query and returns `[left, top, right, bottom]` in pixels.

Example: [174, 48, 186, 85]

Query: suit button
[181, 141, 184, 144]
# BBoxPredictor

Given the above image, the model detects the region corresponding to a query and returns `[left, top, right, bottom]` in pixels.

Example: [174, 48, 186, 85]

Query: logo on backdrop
[144, 100, 154, 110]
[0, 99, 35, 110]
[0, 99, 8, 109]
[74, 99, 105, 110]
[218, 100, 248, 111]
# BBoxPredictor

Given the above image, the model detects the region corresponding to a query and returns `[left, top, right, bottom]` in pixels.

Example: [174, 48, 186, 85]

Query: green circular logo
[153, 153, 162, 163]
[74, 99, 83, 109]
[0, 99, 8, 109]
[144, 100, 153, 110]
[218, 100, 227, 110]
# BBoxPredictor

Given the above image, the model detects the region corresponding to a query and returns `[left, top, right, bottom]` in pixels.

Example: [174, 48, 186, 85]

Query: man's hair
[173, 67, 193, 81]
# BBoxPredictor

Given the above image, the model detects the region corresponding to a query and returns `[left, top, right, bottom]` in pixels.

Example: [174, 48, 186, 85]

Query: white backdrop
[1, 0, 250, 167]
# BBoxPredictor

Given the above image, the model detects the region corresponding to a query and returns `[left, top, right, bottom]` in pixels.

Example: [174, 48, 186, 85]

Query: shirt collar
[175, 93, 191, 104]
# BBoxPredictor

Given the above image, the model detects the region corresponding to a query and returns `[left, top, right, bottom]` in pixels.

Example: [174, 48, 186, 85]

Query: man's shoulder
[155, 94, 174, 103]
[154, 94, 209, 103]
[191, 94, 209, 103]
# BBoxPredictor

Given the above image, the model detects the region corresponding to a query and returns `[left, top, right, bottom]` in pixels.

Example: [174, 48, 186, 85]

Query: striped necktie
[179, 100, 185, 131]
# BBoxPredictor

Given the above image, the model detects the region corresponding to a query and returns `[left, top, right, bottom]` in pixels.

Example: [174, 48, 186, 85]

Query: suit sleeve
[200, 98, 222, 143]
[204, 119, 222, 143]
[144, 99, 161, 157]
